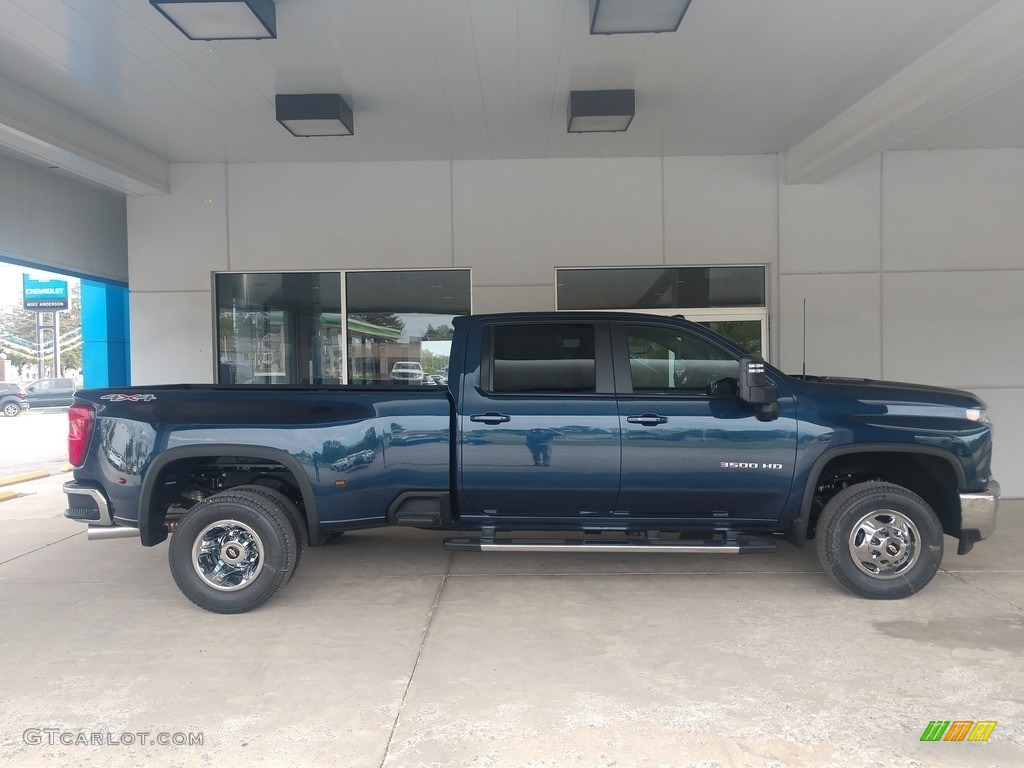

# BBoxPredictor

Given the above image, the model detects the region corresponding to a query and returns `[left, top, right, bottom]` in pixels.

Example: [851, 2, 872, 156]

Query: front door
[459, 321, 620, 518]
[613, 321, 798, 522]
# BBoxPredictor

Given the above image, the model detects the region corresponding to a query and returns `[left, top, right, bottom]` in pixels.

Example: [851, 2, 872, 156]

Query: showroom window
[345, 269, 471, 385]
[556, 266, 768, 357]
[216, 272, 343, 385]
[215, 269, 470, 385]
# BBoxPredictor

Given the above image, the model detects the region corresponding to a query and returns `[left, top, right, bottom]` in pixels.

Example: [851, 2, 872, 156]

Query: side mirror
[738, 355, 779, 422]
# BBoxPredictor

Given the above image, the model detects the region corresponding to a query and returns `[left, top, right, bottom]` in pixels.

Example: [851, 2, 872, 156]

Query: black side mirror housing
[738, 355, 779, 422]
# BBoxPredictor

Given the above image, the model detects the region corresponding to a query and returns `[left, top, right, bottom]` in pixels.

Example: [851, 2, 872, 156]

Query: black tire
[168, 490, 298, 613]
[230, 485, 306, 581]
[2, 402, 22, 417]
[816, 481, 944, 599]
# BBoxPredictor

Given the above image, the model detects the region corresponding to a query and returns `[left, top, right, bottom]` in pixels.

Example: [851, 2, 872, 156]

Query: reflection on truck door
[613, 322, 798, 521]
[459, 322, 621, 517]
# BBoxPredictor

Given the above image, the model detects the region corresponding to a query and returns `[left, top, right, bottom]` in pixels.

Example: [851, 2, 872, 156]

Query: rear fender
[138, 444, 320, 546]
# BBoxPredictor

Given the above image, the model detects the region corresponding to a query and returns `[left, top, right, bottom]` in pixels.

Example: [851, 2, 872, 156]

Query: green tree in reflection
[422, 323, 454, 340]
[350, 313, 405, 333]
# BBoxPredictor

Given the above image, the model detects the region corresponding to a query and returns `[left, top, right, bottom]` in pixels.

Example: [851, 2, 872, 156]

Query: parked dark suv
[24, 378, 76, 409]
[1, 382, 29, 417]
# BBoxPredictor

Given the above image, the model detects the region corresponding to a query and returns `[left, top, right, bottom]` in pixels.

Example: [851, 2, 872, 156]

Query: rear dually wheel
[168, 490, 297, 613]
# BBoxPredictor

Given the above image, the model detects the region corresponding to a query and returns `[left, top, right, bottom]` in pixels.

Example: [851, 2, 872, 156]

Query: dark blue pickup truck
[63, 312, 999, 613]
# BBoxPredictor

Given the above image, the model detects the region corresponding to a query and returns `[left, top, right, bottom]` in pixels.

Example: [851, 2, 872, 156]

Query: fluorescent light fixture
[150, 0, 276, 41]
[276, 94, 354, 137]
[567, 90, 635, 133]
[589, 0, 692, 35]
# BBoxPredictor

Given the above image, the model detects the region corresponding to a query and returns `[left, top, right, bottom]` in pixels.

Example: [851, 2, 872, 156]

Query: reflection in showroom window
[556, 265, 768, 358]
[345, 270, 471, 385]
[216, 272, 343, 385]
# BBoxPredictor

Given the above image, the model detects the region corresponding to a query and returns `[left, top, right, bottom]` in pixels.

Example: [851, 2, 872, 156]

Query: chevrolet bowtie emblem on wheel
[100, 394, 158, 402]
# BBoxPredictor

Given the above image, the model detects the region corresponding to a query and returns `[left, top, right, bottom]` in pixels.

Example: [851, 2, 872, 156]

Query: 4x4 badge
[100, 394, 157, 402]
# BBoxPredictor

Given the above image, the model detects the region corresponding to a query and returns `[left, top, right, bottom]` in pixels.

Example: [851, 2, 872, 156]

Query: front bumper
[958, 479, 1000, 554]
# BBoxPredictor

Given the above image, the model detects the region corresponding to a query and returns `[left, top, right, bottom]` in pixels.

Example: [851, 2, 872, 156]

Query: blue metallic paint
[69, 312, 996, 547]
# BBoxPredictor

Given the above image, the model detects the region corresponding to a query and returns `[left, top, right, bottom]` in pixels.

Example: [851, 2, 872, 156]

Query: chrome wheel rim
[191, 519, 265, 591]
[848, 508, 921, 579]
[3, 404, 18, 416]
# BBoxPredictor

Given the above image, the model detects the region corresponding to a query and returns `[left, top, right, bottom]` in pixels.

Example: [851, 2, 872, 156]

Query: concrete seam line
[379, 552, 455, 768]
[0, 530, 85, 567]
[939, 567, 1024, 612]
[0, 470, 50, 487]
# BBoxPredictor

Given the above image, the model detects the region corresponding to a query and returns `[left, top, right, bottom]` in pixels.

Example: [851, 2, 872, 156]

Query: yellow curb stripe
[0, 470, 50, 488]
[0, 490, 17, 502]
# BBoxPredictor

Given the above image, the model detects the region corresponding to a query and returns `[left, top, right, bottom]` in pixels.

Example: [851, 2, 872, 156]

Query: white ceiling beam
[0, 76, 168, 196]
[785, 0, 1024, 185]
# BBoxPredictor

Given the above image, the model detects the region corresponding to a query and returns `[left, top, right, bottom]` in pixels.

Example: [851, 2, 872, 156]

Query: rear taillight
[68, 405, 95, 467]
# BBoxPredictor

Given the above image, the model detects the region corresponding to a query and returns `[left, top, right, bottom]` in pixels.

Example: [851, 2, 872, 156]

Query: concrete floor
[0, 473, 1021, 768]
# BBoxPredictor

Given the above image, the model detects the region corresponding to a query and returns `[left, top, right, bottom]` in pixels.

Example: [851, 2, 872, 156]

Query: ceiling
[1, 0, 1023, 195]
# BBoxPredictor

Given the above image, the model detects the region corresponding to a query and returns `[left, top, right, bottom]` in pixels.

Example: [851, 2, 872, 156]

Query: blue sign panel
[23, 275, 69, 311]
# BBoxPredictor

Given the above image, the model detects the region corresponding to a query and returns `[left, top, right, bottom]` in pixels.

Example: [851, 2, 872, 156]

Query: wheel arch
[790, 445, 964, 545]
[139, 444, 320, 547]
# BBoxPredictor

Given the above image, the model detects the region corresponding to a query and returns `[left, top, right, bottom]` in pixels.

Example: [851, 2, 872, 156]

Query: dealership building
[0, 1, 1022, 496]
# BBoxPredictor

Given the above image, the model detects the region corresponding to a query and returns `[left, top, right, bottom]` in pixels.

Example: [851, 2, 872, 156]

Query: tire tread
[816, 481, 943, 600]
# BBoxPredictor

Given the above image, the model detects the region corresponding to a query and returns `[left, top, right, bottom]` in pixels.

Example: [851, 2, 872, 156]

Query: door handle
[470, 412, 512, 425]
[626, 413, 668, 426]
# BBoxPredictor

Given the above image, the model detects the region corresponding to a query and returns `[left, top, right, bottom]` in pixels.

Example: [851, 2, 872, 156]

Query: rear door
[458, 320, 621, 517]
[613, 320, 798, 522]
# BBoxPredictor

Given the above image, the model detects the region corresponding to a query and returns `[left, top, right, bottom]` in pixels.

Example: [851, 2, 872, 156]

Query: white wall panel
[974, 389, 1024, 499]
[0, 154, 127, 282]
[884, 150, 1024, 272]
[227, 162, 451, 272]
[664, 155, 778, 265]
[780, 155, 880, 275]
[472, 285, 554, 314]
[453, 158, 662, 285]
[130, 291, 214, 384]
[882, 270, 1024, 388]
[778, 274, 882, 378]
[121, 151, 1023, 495]
[127, 164, 227, 292]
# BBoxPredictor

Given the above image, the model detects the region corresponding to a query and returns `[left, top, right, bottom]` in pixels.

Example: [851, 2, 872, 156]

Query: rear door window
[488, 324, 598, 394]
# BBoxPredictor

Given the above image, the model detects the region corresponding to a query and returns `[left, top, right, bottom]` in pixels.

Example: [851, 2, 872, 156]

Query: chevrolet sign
[23, 275, 69, 311]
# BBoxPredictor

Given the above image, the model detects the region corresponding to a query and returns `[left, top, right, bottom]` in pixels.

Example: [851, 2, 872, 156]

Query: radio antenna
[802, 298, 807, 378]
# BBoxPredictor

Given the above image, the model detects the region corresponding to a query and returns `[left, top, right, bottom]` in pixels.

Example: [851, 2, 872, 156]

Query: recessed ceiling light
[150, 0, 276, 41]
[589, 0, 692, 35]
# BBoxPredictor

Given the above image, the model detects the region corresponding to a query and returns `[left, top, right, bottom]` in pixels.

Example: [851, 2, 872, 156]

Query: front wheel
[816, 481, 944, 599]
[168, 490, 298, 613]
